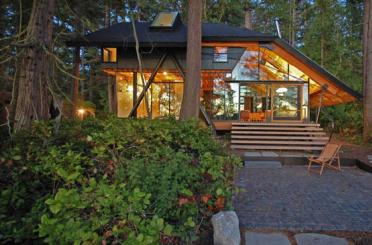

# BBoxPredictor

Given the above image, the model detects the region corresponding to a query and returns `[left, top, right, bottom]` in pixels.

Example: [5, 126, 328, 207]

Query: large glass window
[151, 71, 183, 118]
[272, 85, 301, 120]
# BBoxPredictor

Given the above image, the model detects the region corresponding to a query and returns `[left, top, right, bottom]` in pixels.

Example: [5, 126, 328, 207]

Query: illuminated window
[289, 64, 308, 81]
[102, 48, 117, 63]
[214, 47, 228, 62]
[151, 12, 179, 28]
[259, 47, 288, 81]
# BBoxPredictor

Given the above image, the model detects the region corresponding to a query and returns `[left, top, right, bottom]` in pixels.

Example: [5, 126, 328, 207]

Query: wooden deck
[214, 121, 329, 151]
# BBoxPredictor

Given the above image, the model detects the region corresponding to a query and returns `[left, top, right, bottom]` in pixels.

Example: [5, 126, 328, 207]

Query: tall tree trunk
[14, 0, 55, 131]
[290, 0, 296, 45]
[105, 1, 115, 113]
[72, 46, 80, 114]
[180, 0, 202, 120]
[363, 0, 372, 141]
[88, 66, 94, 102]
[244, 6, 253, 29]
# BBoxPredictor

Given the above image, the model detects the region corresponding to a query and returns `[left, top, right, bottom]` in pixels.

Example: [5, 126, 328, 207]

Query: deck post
[132, 72, 137, 118]
[316, 85, 328, 124]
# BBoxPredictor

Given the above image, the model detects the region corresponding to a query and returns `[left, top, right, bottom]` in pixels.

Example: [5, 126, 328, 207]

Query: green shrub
[0, 117, 241, 244]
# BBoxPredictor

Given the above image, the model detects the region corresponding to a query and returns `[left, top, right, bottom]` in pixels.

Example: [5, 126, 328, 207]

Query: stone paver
[245, 152, 262, 157]
[261, 151, 279, 157]
[245, 232, 291, 245]
[244, 161, 282, 169]
[294, 233, 348, 245]
[234, 166, 372, 231]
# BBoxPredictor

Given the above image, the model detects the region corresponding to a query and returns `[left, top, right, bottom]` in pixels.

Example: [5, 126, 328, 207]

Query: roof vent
[150, 12, 181, 30]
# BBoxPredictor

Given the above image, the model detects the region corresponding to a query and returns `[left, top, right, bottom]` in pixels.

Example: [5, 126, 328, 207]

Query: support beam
[128, 53, 168, 118]
[170, 54, 185, 79]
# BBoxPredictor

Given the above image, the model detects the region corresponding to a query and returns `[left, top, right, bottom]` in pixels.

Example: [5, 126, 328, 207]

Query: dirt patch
[331, 136, 372, 166]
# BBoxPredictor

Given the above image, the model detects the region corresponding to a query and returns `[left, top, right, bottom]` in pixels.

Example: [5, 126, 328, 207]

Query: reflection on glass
[273, 85, 300, 120]
[231, 48, 259, 80]
[150, 71, 183, 118]
[151, 82, 183, 118]
[117, 72, 133, 117]
[135, 71, 183, 118]
[302, 83, 309, 122]
[201, 72, 238, 120]
[259, 47, 288, 81]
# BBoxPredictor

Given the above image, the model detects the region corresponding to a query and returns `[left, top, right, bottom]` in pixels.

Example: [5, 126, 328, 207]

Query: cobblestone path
[234, 166, 372, 231]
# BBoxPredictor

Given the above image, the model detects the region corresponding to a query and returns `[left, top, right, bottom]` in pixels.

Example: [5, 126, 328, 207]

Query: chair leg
[307, 160, 312, 171]
[337, 155, 341, 171]
[320, 163, 325, 175]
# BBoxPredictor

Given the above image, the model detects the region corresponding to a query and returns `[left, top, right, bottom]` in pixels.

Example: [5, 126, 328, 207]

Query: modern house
[67, 12, 361, 151]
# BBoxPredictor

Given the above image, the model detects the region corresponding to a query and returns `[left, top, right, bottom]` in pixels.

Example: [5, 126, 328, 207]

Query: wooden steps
[230, 122, 329, 151]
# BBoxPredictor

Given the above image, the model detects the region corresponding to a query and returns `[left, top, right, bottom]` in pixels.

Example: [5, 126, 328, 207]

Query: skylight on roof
[151, 12, 179, 28]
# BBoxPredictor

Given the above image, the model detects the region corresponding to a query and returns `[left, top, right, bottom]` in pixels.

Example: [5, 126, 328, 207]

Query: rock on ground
[211, 211, 240, 245]
[295, 233, 348, 245]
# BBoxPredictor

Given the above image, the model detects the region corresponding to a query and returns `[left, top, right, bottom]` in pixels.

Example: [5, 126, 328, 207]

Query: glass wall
[203, 43, 321, 122]
[116, 72, 133, 117]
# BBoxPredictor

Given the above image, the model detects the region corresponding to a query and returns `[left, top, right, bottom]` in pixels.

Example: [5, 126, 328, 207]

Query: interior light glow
[276, 87, 288, 93]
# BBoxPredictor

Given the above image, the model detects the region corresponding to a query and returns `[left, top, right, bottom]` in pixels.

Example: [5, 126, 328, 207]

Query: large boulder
[211, 211, 241, 245]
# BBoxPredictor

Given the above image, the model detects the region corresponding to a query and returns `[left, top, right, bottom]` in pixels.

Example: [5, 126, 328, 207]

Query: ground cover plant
[0, 117, 241, 244]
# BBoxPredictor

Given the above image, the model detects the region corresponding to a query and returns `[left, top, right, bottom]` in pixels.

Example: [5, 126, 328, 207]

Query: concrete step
[244, 160, 282, 169]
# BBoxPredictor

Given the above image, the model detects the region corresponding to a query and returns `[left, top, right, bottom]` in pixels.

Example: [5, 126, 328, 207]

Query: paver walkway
[234, 166, 372, 231]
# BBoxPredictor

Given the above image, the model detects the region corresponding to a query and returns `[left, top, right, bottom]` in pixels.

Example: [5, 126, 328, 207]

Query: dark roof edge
[66, 36, 277, 47]
[65, 40, 187, 48]
[273, 38, 362, 100]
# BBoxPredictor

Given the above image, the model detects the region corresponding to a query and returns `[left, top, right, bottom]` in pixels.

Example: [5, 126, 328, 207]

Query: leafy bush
[0, 117, 241, 244]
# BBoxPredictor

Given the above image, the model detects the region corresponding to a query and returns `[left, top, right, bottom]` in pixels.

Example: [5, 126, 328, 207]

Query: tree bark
[244, 7, 253, 29]
[104, 0, 115, 113]
[13, 0, 55, 131]
[290, 0, 296, 45]
[180, 0, 202, 120]
[72, 46, 80, 114]
[363, 0, 372, 141]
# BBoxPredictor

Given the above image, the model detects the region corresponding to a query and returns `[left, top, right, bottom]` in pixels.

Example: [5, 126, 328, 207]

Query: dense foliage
[0, 117, 241, 244]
